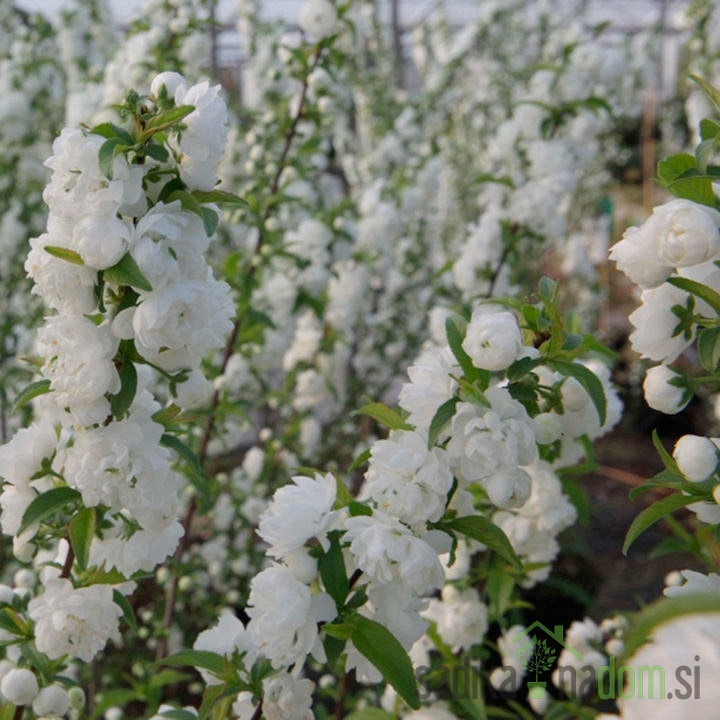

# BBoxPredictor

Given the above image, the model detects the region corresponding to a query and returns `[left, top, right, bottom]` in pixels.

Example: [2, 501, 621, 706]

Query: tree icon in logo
[516, 634, 557, 699]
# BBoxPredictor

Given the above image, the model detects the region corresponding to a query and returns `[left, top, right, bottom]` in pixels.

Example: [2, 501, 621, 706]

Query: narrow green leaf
[104, 253, 153, 292]
[11, 379, 51, 414]
[351, 616, 420, 709]
[192, 189, 248, 207]
[651, 429, 682, 475]
[344, 711, 395, 720]
[622, 493, 698, 555]
[90, 122, 134, 145]
[698, 326, 720, 372]
[161, 434, 212, 510]
[623, 591, 720, 660]
[348, 447, 371, 472]
[348, 501, 372, 517]
[427, 397, 458, 448]
[318, 531, 349, 607]
[111, 361, 137, 419]
[690, 74, 720, 114]
[445, 317, 479, 381]
[145, 143, 169, 162]
[667, 275, 720, 315]
[550, 360, 607, 425]
[18, 486, 81, 536]
[140, 105, 194, 140]
[113, 589, 138, 635]
[44, 245, 84, 265]
[99, 138, 121, 179]
[200, 206, 219, 236]
[160, 711, 199, 720]
[353, 403, 413, 431]
[442, 515, 522, 570]
[69, 507, 96, 571]
[168, 189, 204, 217]
[160, 650, 227, 676]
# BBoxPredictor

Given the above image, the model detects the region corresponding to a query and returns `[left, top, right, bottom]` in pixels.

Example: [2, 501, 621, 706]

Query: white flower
[446, 388, 537, 485]
[361, 431, 454, 526]
[619, 613, 720, 719]
[37, 315, 119, 425]
[262, 673, 314, 720]
[423, 585, 488, 652]
[1, 668, 39, 705]
[664, 570, 720, 597]
[247, 565, 336, 669]
[29, 579, 122, 661]
[344, 512, 444, 594]
[171, 80, 229, 190]
[398, 347, 459, 432]
[461, 307, 522, 371]
[175, 369, 214, 409]
[257, 473, 337, 559]
[484, 466, 532, 509]
[193, 609, 256, 685]
[612, 199, 720, 289]
[298, 0, 338, 41]
[402, 703, 459, 720]
[673, 435, 718, 482]
[643, 365, 690, 414]
[0, 421, 56, 487]
[128, 276, 234, 371]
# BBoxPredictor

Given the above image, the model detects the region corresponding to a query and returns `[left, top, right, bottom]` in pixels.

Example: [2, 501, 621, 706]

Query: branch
[155, 42, 327, 662]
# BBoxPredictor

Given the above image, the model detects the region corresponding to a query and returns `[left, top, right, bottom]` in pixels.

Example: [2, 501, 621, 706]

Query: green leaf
[700, 118, 720, 141]
[441, 515, 522, 570]
[559, 476, 589, 525]
[160, 434, 212, 510]
[200, 207, 219, 236]
[353, 403, 412, 431]
[667, 275, 720, 315]
[427, 397, 458, 448]
[445, 317, 479, 382]
[18, 486, 81, 536]
[318, 531, 349, 606]
[657, 153, 696, 185]
[113, 589, 138, 634]
[104, 253, 153, 292]
[90, 122, 134, 145]
[99, 138, 121, 179]
[11, 379, 51, 414]
[690, 74, 720, 114]
[651, 429, 682, 475]
[168, 189, 204, 217]
[69, 507, 96, 571]
[622, 493, 698, 555]
[148, 669, 192, 689]
[90, 688, 140, 720]
[145, 143, 169, 162]
[192, 189, 248, 207]
[160, 650, 227, 676]
[623, 591, 720, 659]
[111, 361, 137, 419]
[44, 245, 84, 265]
[351, 616, 420, 709]
[140, 105, 194, 140]
[348, 501, 372, 517]
[550, 360, 607, 425]
[160, 711, 199, 720]
[348, 447, 371, 472]
[698, 326, 720, 372]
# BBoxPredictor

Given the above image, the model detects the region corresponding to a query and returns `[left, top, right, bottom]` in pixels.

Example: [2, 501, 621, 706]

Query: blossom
[461, 306, 522, 371]
[28, 579, 122, 661]
[32, 685, 70, 717]
[262, 673, 314, 720]
[247, 565, 336, 669]
[423, 585, 488, 652]
[298, 0, 338, 42]
[673, 435, 718, 482]
[257, 473, 337, 559]
[643, 365, 690, 414]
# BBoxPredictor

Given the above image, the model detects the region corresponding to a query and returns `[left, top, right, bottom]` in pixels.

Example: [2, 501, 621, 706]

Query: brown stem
[60, 543, 75, 579]
[250, 701, 263, 720]
[333, 669, 354, 720]
[155, 43, 327, 662]
[12, 705, 24, 720]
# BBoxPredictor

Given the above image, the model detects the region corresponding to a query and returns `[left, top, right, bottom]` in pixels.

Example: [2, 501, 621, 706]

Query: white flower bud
[298, 0, 338, 41]
[0, 585, 15, 604]
[33, 685, 70, 717]
[150, 71, 187, 99]
[1, 668, 39, 705]
[12, 539, 35, 564]
[68, 686, 85, 710]
[533, 412, 563, 444]
[13, 569, 35, 589]
[485, 467, 531, 509]
[673, 435, 718, 482]
[561, 377, 589, 411]
[175, 369, 213, 409]
[643, 365, 689, 414]
[105, 708, 123, 720]
[605, 638, 625, 656]
[462, 307, 522, 371]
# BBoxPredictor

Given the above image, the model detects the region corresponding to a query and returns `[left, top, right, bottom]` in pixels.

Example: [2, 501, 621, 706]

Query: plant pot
[527, 681, 546, 700]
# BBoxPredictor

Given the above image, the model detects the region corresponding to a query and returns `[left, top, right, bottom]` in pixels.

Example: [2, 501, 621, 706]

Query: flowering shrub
[1, 1, 720, 719]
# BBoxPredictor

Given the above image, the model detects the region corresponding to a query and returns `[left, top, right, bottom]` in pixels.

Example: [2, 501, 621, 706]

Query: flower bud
[643, 364, 690, 414]
[1, 668, 39, 705]
[673, 435, 718, 482]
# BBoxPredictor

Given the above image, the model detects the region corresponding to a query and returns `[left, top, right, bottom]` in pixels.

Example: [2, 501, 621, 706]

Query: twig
[60, 544, 75, 579]
[155, 42, 327, 662]
[250, 701, 263, 720]
[12, 705, 24, 720]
